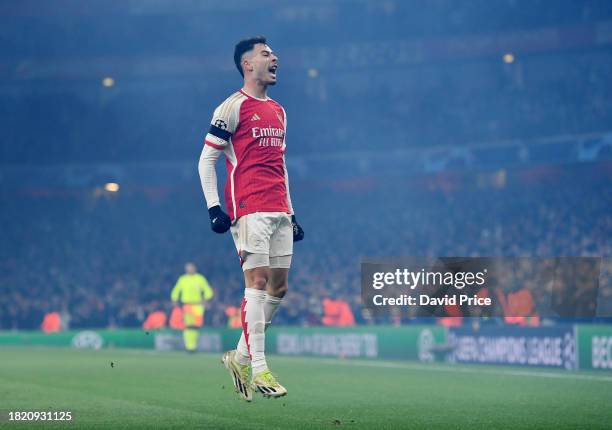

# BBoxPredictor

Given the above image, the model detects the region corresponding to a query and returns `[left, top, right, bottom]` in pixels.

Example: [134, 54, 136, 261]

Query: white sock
[263, 293, 283, 330]
[236, 293, 283, 366]
[239, 288, 267, 374]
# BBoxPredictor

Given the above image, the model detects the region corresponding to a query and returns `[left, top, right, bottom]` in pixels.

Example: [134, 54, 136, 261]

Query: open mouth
[269, 65, 278, 77]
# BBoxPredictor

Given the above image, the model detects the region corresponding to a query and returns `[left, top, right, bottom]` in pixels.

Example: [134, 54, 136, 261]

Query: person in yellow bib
[171, 262, 214, 353]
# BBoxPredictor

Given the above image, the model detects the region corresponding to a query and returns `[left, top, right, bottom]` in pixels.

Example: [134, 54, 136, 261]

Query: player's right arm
[171, 277, 183, 306]
[280, 106, 304, 242]
[198, 96, 240, 233]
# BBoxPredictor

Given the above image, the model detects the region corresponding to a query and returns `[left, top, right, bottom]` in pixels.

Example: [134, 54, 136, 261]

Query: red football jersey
[204, 90, 290, 220]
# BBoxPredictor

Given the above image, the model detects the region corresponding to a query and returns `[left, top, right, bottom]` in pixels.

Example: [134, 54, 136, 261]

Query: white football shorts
[230, 212, 293, 270]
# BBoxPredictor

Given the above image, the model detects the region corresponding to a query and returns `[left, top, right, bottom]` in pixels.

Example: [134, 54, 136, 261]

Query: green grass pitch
[1, 346, 611, 429]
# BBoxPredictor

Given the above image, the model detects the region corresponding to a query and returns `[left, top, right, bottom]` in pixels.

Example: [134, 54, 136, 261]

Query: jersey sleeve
[204, 97, 241, 150]
[199, 145, 222, 208]
[199, 275, 214, 301]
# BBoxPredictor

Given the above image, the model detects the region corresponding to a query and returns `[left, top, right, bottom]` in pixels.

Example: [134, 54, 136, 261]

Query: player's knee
[250, 276, 268, 290]
[271, 282, 288, 298]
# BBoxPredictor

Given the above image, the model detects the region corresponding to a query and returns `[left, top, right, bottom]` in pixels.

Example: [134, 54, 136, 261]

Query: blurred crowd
[3, 28, 612, 165]
[1, 164, 610, 329]
[4, 50, 612, 166]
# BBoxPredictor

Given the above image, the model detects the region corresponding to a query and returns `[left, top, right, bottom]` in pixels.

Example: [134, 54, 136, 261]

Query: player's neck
[242, 81, 268, 100]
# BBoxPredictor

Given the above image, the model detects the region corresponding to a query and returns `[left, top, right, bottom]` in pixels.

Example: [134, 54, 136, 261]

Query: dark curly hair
[234, 36, 267, 77]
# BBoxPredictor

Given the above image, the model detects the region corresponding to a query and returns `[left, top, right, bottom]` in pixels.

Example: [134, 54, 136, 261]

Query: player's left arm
[199, 275, 214, 302]
[281, 107, 304, 242]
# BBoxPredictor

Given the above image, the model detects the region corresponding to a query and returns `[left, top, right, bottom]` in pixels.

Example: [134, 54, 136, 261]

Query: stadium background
[1, 1, 612, 428]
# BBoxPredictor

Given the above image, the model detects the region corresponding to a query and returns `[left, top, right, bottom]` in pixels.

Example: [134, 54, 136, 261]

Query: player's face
[246, 44, 278, 86]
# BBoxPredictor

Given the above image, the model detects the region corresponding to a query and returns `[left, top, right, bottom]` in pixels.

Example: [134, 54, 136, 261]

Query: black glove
[208, 205, 231, 234]
[291, 215, 304, 242]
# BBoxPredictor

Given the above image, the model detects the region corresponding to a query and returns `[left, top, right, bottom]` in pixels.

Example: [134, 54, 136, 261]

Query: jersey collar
[240, 88, 269, 101]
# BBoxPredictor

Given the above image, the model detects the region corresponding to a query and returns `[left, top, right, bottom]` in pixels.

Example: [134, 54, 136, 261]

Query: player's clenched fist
[208, 205, 231, 233]
[291, 215, 304, 242]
